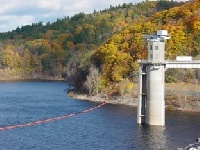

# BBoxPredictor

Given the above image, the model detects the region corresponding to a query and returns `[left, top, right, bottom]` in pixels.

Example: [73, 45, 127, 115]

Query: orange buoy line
[0, 101, 106, 131]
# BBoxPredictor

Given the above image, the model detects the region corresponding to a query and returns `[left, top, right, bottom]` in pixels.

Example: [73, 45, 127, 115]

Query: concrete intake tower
[137, 30, 200, 126]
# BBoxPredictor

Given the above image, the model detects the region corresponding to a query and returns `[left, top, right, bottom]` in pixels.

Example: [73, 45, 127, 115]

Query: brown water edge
[0, 75, 65, 82]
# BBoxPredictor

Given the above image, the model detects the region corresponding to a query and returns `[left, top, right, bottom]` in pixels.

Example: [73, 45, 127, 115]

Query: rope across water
[0, 101, 106, 131]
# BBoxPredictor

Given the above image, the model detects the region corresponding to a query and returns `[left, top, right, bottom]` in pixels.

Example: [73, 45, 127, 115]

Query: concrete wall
[146, 65, 165, 125]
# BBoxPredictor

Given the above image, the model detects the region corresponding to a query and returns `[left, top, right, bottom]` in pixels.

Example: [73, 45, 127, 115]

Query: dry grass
[166, 82, 200, 92]
[165, 83, 200, 111]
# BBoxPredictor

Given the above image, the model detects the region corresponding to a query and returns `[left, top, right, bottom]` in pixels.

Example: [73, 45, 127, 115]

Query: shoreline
[0, 75, 66, 82]
[68, 92, 200, 112]
[68, 83, 200, 112]
[1, 77, 199, 112]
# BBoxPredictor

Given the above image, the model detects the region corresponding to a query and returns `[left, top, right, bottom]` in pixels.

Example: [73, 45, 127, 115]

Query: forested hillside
[0, 0, 199, 96]
[94, 0, 200, 94]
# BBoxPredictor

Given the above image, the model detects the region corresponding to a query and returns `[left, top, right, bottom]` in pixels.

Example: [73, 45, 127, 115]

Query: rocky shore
[68, 91, 137, 106]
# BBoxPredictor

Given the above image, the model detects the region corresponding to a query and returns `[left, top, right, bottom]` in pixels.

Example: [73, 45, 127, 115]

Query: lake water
[0, 81, 199, 150]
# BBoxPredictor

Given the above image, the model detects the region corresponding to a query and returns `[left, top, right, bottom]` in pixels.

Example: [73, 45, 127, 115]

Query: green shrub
[119, 78, 134, 95]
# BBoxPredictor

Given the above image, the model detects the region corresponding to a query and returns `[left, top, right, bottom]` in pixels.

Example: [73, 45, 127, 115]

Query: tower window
[150, 45, 152, 50]
[155, 46, 159, 50]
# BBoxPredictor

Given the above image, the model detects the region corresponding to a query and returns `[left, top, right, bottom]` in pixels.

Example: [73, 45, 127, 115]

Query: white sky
[0, 0, 142, 33]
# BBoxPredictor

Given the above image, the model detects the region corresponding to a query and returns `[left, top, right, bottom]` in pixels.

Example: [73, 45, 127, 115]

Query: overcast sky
[0, 0, 144, 33]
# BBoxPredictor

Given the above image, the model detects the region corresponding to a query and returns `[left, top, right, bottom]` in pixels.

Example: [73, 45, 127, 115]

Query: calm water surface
[0, 81, 199, 150]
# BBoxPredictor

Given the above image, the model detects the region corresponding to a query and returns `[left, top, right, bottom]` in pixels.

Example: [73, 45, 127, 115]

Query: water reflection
[137, 125, 167, 150]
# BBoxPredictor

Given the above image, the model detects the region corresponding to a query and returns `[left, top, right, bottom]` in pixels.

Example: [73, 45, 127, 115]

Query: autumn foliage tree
[0, 0, 199, 93]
